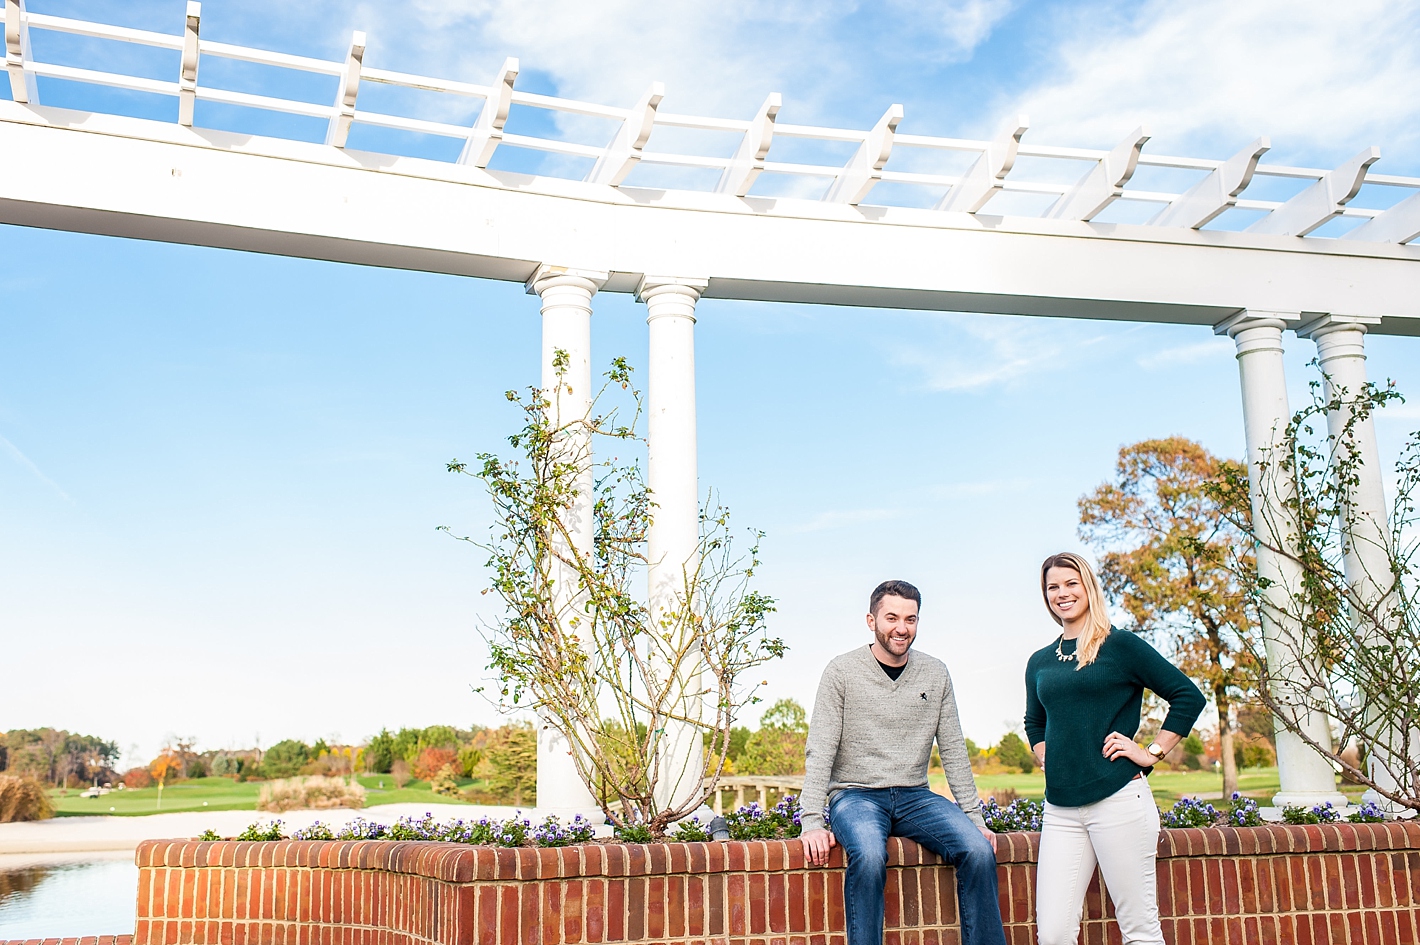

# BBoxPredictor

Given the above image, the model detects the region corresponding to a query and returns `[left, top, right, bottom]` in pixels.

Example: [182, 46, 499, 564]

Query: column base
[1270, 790, 1349, 811]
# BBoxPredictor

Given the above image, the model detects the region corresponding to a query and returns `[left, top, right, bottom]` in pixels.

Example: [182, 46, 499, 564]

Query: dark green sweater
[1024, 628, 1204, 807]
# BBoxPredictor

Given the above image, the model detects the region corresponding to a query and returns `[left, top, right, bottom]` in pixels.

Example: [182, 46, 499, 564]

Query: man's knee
[954, 834, 998, 878]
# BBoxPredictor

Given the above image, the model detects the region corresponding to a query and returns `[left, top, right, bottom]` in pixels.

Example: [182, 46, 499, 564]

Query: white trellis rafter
[1342, 189, 1420, 244]
[585, 82, 664, 187]
[1150, 137, 1270, 229]
[4, 0, 36, 105]
[1247, 147, 1381, 237]
[177, 2, 199, 126]
[323, 31, 364, 149]
[714, 93, 780, 197]
[458, 57, 517, 168]
[1045, 126, 1150, 221]
[823, 104, 903, 205]
[935, 116, 1028, 213]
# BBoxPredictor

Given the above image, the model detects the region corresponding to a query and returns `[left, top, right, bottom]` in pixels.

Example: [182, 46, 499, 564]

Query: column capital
[1295, 312, 1382, 340]
[1213, 310, 1298, 338]
[525, 263, 610, 296]
[636, 275, 709, 302]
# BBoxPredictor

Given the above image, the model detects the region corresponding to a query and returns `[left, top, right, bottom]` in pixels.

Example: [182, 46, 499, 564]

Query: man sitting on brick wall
[799, 580, 1007, 945]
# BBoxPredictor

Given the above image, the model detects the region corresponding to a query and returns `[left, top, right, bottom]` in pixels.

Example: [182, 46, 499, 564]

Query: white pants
[1036, 777, 1163, 945]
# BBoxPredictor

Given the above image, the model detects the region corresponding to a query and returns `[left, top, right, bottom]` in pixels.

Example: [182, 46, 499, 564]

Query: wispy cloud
[785, 508, 901, 534]
[0, 434, 74, 503]
[1004, 0, 1420, 164]
[1137, 340, 1233, 370]
[887, 312, 1124, 393]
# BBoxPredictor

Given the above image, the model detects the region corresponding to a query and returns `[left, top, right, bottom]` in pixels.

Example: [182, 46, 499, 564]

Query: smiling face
[866, 594, 918, 666]
[1044, 565, 1091, 631]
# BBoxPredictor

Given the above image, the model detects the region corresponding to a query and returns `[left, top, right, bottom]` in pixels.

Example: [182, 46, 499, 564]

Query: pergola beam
[323, 31, 364, 148]
[935, 116, 1028, 214]
[4, 0, 37, 105]
[585, 82, 664, 187]
[715, 93, 780, 198]
[458, 57, 517, 168]
[177, 2, 200, 127]
[1248, 146, 1380, 237]
[1150, 136, 1269, 229]
[1341, 188, 1420, 244]
[823, 104, 903, 205]
[1046, 126, 1150, 221]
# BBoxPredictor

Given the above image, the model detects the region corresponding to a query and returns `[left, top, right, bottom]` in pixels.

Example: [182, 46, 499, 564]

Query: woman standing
[1024, 552, 1204, 945]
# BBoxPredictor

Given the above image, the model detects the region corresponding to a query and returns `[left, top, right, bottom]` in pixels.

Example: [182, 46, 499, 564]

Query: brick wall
[6, 823, 1418, 945]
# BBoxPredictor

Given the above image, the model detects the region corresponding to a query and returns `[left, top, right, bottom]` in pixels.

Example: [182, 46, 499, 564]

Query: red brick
[808, 868, 827, 933]
[666, 875, 685, 939]
[686, 875, 705, 937]
[585, 879, 605, 944]
[606, 879, 625, 942]
[541, 878, 562, 945]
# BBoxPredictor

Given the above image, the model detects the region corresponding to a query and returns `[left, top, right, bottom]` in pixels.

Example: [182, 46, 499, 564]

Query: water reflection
[0, 852, 136, 938]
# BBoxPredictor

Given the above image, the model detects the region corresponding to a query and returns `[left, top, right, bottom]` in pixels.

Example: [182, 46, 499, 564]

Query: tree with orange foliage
[1079, 437, 1258, 797]
[149, 748, 183, 810]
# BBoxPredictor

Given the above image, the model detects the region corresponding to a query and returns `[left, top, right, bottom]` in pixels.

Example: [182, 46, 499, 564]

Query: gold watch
[1146, 742, 1165, 761]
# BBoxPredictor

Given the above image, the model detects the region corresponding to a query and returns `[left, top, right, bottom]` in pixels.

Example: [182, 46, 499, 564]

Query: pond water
[0, 852, 136, 938]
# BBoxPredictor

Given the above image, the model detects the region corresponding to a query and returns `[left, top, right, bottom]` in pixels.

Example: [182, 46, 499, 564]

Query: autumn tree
[149, 748, 183, 810]
[1079, 437, 1258, 796]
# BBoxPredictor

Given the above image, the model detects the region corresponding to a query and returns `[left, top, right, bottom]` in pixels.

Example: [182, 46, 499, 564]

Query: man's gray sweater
[799, 645, 985, 832]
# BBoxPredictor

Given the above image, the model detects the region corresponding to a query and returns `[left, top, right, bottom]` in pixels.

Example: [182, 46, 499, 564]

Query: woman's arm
[1126, 632, 1207, 738]
[1024, 659, 1047, 771]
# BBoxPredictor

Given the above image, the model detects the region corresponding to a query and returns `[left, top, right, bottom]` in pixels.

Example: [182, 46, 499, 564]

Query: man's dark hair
[869, 580, 921, 615]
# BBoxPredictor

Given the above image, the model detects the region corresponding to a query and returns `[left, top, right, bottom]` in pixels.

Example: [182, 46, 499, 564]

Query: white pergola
[5, 0, 1419, 815]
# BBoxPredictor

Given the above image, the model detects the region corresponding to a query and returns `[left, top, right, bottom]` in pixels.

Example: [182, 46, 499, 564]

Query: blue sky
[3, 0, 1420, 769]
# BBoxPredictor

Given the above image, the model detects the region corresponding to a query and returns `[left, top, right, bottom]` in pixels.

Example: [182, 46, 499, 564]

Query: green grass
[932, 766, 1368, 807]
[50, 778, 260, 817]
[48, 774, 501, 818]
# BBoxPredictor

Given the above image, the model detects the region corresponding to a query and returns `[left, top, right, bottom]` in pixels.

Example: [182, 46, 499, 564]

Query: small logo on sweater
[920, 692, 928, 701]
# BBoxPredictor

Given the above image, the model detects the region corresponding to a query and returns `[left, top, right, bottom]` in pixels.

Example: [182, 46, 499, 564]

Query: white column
[638, 276, 709, 814]
[1216, 313, 1347, 809]
[527, 264, 608, 819]
[1297, 313, 1407, 810]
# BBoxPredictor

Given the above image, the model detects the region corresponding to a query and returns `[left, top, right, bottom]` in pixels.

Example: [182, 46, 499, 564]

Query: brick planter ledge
[5, 822, 1419, 945]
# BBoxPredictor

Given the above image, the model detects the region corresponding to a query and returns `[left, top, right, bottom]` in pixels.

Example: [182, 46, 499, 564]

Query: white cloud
[1006, 0, 1420, 165]
[1137, 339, 1233, 369]
[0, 433, 73, 503]
[887, 312, 1124, 392]
[786, 507, 901, 533]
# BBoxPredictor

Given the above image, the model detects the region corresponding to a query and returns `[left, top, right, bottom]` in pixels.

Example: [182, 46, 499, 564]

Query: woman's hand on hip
[1102, 731, 1153, 766]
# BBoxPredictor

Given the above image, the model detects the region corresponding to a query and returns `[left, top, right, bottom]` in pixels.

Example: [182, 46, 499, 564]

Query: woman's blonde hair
[1039, 552, 1112, 669]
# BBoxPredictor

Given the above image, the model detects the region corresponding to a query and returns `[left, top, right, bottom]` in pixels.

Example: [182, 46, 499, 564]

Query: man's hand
[801, 827, 836, 866]
[979, 825, 997, 853]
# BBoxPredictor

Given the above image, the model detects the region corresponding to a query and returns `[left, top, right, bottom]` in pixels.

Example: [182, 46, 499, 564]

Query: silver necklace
[1055, 635, 1077, 662]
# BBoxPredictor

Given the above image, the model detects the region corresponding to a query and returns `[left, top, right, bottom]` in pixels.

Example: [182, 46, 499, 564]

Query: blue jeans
[829, 787, 1006, 945]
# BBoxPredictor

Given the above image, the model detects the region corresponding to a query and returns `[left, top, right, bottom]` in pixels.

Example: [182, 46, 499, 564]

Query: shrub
[981, 797, 1043, 833]
[413, 747, 458, 782]
[257, 776, 365, 813]
[390, 759, 411, 789]
[1161, 797, 1219, 828]
[197, 829, 222, 841]
[484, 723, 536, 806]
[1281, 802, 1341, 825]
[1234, 740, 1276, 769]
[456, 746, 483, 777]
[123, 767, 153, 789]
[261, 740, 313, 779]
[430, 764, 461, 797]
[995, 733, 1036, 774]
[0, 775, 55, 823]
